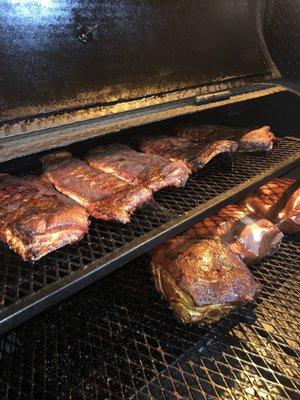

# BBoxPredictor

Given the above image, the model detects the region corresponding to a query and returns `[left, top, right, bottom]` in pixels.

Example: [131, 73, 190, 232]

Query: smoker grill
[0, 0, 299, 399]
[1, 236, 299, 400]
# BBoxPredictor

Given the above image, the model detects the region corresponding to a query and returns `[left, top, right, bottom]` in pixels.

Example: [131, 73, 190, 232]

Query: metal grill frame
[0, 236, 299, 400]
[0, 137, 299, 336]
[137, 236, 300, 400]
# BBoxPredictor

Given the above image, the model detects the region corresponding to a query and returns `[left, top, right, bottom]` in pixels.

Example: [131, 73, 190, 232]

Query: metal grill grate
[0, 236, 299, 400]
[0, 138, 299, 334]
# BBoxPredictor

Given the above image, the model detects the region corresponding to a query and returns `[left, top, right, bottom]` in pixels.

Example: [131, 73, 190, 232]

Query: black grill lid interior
[0, 0, 278, 126]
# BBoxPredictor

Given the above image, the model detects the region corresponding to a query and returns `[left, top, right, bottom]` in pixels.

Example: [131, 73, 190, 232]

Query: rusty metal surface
[0, 84, 284, 140]
[0, 0, 278, 129]
[0, 85, 286, 163]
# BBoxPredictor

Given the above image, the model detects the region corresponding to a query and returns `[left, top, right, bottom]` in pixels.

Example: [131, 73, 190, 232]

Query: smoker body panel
[0, 0, 277, 122]
[0, 0, 281, 161]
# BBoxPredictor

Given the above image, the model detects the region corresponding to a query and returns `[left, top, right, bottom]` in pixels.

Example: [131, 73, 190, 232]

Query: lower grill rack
[0, 236, 299, 400]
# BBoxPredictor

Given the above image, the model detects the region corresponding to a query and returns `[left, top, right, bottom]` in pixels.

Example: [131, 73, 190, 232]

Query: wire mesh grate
[0, 236, 299, 400]
[0, 138, 299, 328]
[137, 238, 300, 400]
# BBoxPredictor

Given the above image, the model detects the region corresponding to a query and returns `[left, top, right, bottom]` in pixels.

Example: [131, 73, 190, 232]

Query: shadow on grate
[0, 237, 299, 400]
[0, 138, 299, 334]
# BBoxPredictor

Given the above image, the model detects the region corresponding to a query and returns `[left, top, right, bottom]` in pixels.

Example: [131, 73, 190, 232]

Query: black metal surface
[205, 91, 300, 137]
[264, 0, 300, 78]
[0, 0, 277, 125]
[0, 235, 299, 400]
[0, 84, 285, 163]
[0, 137, 299, 336]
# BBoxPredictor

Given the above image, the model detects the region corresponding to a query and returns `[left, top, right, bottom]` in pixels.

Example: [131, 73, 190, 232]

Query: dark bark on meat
[174, 124, 277, 152]
[42, 151, 153, 224]
[151, 237, 260, 324]
[241, 178, 300, 234]
[85, 143, 191, 191]
[0, 173, 89, 261]
[138, 135, 238, 172]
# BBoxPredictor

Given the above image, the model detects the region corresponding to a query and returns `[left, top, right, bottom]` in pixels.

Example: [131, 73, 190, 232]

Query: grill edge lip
[0, 85, 286, 163]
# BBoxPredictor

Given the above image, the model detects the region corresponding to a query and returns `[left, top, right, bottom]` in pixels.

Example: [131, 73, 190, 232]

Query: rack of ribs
[138, 135, 238, 172]
[85, 143, 191, 192]
[0, 173, 89, 261]
[241, 178, 300, 234]
[42, 151, 153, 224]
[183, 204, 283, 265]
[151, 237, 260, 324]
[174, 124, 277, 152]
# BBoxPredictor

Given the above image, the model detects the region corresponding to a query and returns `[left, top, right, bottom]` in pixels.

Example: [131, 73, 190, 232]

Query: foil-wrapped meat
[151, 238, 260, 324]
[184, 204, 283, 265]
[242, 178, 300, 234]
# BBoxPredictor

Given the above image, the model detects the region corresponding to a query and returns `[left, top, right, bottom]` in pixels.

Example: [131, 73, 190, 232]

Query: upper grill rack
[0, 137, 299, 334]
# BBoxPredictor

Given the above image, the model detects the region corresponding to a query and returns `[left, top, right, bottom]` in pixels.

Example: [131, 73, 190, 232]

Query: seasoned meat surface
[174, 124, 276, 152]
[184, 204, 283, 265]
[151, 237, 260, 324]
[42, 151, 153, 223]
[238, 126, 276, 152]
[0, 173, 89, 261]
[85, 143, 191, 191]
[242, 178, 300, 234]
[279, 188, 300, 234]
[174, 123, 238, 142]
[139, 135, 238, 172]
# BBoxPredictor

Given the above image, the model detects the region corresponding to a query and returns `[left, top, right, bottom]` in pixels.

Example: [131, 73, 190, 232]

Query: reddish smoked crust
[174, 124, 276, 152]
[139, 135, 238, 171]
[0, 173, 89, 261]
[42, 151, 153, 223]
[151, 238, 260, 307]
[85, 143, 191, 191]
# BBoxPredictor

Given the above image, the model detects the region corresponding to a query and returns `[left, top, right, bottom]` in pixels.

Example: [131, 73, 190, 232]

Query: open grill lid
[0, 0, 281, 161]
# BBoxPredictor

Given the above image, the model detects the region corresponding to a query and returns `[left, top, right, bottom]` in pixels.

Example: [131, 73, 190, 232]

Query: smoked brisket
[151, 237, 260, 324]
